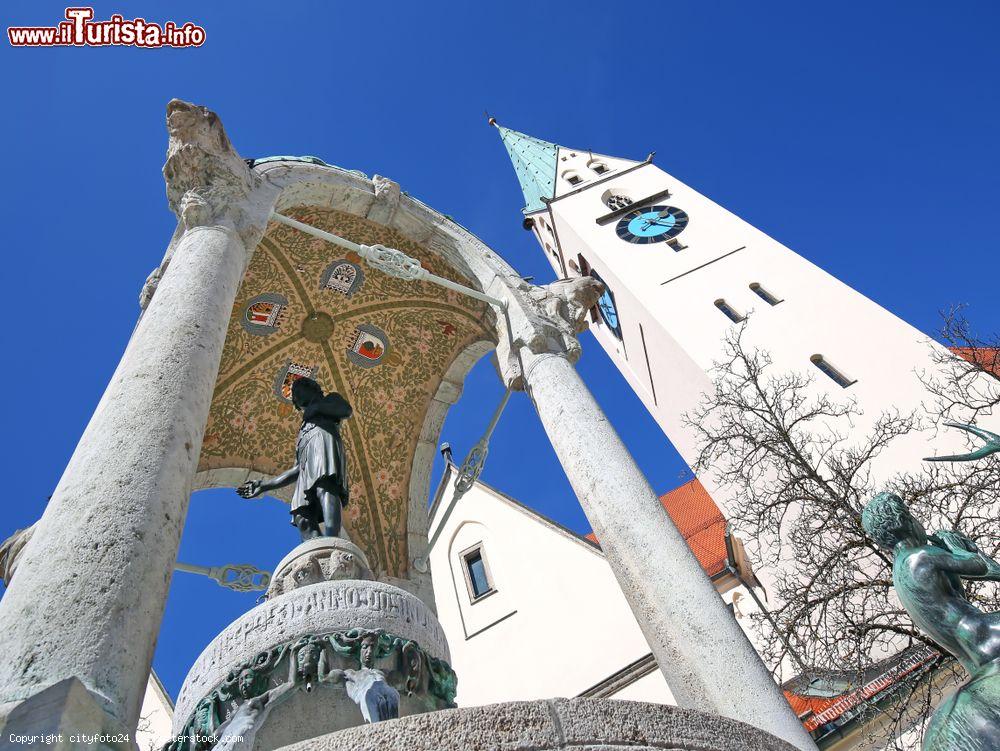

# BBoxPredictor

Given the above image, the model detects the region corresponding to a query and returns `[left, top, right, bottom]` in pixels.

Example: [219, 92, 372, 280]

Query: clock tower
[491, 121, 987, 515]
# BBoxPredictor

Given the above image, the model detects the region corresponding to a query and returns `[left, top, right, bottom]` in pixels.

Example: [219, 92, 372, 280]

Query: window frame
[459, 542, 497, 604]
[749, 282, 783, 306]
[714, 298, 745, 323]
[810, 354, 856, 389]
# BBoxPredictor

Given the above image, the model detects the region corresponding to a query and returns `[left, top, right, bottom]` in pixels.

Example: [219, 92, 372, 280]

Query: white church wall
[608, 670, 674, 704]
[544, 159, 1000, 562]
[136, 672, 174, 751]
[428, 470, 679, 707]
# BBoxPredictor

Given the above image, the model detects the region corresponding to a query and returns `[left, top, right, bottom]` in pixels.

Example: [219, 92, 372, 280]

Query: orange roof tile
[784, 690, 838, 722]
[585, 479, 729, 577]
[783, 646, 938, 734]
[949, 346, 1000, 378]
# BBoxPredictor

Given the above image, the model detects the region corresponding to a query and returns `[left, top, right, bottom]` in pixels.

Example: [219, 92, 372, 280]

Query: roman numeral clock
[615, 205, 689, 244]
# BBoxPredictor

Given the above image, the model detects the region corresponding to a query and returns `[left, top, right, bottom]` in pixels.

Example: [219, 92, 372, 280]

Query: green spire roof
[496, 125, 559, 214]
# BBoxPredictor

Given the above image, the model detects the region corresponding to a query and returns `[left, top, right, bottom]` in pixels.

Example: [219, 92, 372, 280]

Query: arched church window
[714, 299, 744, 323]
[601, 190, 633, 212]
[750, 282, 782, 306]
[811, 355, 856, 388]
[563, 170, 583, 186]
[589, 160, 609, 175]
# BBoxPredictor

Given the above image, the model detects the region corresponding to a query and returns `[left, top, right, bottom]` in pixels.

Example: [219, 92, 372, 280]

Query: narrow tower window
[460, 544, 495, 602]
[714, 299, 744, 323]
[750, 283, 782, 306]
[811, 355, 855, 388]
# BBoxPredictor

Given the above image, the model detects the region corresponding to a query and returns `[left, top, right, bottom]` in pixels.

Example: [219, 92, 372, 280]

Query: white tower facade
[494, 124, 984, 514]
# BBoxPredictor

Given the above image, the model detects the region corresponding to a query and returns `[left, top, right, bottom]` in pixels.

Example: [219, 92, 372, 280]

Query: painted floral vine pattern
[200, 208, 494, 576]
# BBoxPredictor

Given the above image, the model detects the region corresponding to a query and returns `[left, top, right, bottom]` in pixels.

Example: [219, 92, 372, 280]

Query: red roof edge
[585, 479, 729, 578]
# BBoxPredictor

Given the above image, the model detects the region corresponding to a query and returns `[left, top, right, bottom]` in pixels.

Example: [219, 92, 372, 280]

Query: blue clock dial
[589, 270, 622, 340]
[615, 205, 689, 245]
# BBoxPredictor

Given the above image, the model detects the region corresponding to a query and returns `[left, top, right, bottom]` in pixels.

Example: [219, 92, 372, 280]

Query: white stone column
[0, 101, 277, 731]
[492, 277, 817, 751]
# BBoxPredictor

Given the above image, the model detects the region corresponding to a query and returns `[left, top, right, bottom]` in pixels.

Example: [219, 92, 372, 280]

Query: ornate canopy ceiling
[198, 206, 494, 577]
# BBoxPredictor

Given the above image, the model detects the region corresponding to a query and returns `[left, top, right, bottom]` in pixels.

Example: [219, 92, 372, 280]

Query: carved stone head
[295, 642, 321, 687]
[326, 550, 368, 581]
[236, 667, 264, 699]
[359, 633, 378, 669]
[288, 557, 323, 589]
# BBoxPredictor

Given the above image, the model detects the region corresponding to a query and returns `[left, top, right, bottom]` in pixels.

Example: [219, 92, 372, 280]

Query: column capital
[491, 276, 604, 389]
[162, 99, 277, 250]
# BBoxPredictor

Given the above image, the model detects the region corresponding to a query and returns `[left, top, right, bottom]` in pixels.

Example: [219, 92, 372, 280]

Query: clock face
[616, 205, 689, 244]
[589, 270, 622, 339]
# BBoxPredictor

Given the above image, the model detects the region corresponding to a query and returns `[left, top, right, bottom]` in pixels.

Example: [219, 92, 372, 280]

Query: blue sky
[1, 1, 998, 700]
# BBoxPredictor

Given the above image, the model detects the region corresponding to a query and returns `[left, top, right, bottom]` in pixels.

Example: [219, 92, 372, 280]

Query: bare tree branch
[683, 322, 1000, 749]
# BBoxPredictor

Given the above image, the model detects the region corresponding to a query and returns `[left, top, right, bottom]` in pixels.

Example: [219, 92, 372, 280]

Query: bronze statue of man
[238, 378, 352, 541]
[862, 492, 1000, 750]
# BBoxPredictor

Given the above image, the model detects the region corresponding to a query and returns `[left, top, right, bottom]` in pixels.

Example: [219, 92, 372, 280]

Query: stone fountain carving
[167, 536, 455, 751]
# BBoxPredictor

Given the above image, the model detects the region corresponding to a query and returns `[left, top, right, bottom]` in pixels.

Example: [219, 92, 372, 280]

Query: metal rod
[270, 211, 363, 254]
[270, 211, 506, 309]
[482, 387, 513, 441]
[174, 561, 271, 592]
[173, 562, 207, 576]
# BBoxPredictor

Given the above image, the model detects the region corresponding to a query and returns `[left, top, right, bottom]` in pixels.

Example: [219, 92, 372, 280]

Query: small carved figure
[862, 493, 1000, 750]
[288, 557, 323, 589]
[212, 681, 295, 751]
[0, 523, 35, 587]
[139, 262, 167, 310]
[289, 639, 326, 693]
[327, 550, 367, 580]
[238, 378, 352, 541]
[235, 667, 263, 700]
[343, 633, 400, 723]
[186, 694, 223, 751]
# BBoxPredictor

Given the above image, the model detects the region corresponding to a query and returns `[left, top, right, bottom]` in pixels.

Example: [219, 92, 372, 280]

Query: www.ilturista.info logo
[8, 7, 206, 48]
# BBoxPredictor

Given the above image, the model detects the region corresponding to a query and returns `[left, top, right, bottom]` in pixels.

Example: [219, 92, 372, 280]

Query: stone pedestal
[270, 698, 800, 751]
[0, 679, 131, 751]
[265, 538, 375, 599]
[168, 538, 456, 751]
